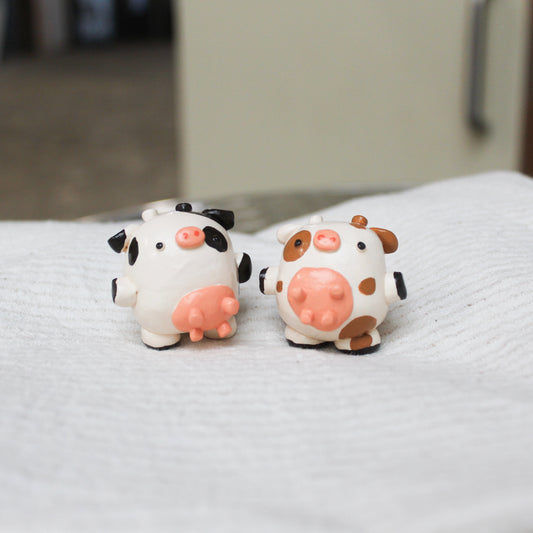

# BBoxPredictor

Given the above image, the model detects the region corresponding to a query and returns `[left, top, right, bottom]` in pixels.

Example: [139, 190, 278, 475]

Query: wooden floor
[0, 43, 177, 220]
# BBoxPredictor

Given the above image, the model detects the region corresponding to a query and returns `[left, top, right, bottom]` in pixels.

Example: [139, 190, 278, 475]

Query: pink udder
[313, 229, 340, 251]
[288, 268, 352, 331]
[172, 285, 239, 341]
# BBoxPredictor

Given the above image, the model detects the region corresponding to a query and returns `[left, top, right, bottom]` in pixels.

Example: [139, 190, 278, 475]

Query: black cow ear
[202, 209, 234, 230]
[176, 202, 192, 212]
[108, 229, 127, 253]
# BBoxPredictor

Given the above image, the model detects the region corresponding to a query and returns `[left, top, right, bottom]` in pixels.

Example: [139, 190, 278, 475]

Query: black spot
[202, 209, 235, 230]
[156, 242, 164, 250]
[108, 229, 127, 253]
[128, 237, 139, 265]
[287, 340, 328, 350]
[203, 226, 228, 252]
[341, 345, 380, 356]
[357, 241, 366, 250]
[112, 278, 117, 302]
[175, 203, 192, 212]
[144, 341, 181, 351]
[238, 253, 252, 283]
[394, 272, 407, 300]
[295, 239, 302, 247]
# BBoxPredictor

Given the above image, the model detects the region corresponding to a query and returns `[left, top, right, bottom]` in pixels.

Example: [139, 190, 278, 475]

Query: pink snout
[313, 229, 341, 251]
[176, 226, 205, 248]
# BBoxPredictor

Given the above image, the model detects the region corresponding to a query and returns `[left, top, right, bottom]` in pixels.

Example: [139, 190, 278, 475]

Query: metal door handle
[467, 0, 491, 134]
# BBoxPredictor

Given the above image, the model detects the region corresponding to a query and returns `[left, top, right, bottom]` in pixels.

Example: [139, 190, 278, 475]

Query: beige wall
[176, 0, 529, 197]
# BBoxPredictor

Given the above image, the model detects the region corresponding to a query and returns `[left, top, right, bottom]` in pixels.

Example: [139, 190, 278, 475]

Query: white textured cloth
[1, 171, 532, 532]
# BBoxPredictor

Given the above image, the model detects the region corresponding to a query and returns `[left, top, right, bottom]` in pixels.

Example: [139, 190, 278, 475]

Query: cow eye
[357, 241, 366, 251]
[294, 239, 302, 247]
[155, 242, 164, 250]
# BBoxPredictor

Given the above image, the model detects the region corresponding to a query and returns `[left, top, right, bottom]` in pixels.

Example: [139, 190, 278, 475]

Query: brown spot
[283, 230, 311, 262]
[370, 227, 398, 254]
[339, 315, 377, 339]
[358, 277, 376, 295]
[350, 334, 373, 351]
[351, 215, 368, 228]
[276, 281, 283, 293]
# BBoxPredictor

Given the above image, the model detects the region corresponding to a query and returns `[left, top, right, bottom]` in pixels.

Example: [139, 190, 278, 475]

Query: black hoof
[338, 344, 380, 356]
[394, 272, 407, 300]
[111, 278, 117, 303]
[143, 341, 181, 351]
[259, 267, 268, 294]
[287, 340, 328, 350]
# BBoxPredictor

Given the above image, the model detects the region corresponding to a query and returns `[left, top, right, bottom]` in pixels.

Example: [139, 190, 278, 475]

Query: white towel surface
[0, 171, 532, 532]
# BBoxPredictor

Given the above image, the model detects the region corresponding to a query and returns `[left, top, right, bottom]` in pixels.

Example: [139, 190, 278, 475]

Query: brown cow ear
[370, 227, 398, 254]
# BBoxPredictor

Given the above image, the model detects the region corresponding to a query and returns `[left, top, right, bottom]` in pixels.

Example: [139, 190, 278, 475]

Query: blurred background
[0, 0, 174, 220]
[1, 1, 532, 225]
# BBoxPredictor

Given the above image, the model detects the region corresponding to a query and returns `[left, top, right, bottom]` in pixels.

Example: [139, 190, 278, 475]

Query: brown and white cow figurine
[259, 215, 406, 355]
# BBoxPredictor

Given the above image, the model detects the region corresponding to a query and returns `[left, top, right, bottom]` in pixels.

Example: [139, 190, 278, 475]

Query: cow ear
[202, 209, 235, 230]
[370, 227, 398, 254]
[276, 223, 300, 244]
[108, 229, 127, 253]
[107, 224, 138, 253]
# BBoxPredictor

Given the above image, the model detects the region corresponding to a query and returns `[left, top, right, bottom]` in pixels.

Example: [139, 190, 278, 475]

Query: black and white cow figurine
[260, 215, 406, 355]
[108, 203, 252, 349]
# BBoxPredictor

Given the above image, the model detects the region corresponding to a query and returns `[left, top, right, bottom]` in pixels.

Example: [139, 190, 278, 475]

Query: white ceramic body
[110, 208, 249, 347]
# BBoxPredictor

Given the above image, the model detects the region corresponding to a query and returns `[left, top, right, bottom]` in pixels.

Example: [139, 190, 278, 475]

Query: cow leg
[285, 326, 328, 349]
[141, 328, 181, 350]
[204, 316, 237, 339]
[334, 328, 381, 355]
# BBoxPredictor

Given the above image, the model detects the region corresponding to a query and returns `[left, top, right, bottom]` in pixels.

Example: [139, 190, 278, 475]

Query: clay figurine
[108, 203, 252, 349]
[259, 215, 406, 354]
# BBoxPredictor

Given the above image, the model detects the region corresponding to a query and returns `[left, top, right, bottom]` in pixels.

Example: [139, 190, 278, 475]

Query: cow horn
[351, 215, 368, 228]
